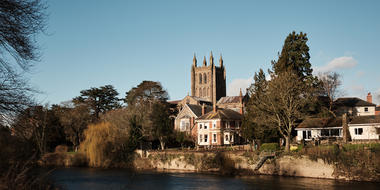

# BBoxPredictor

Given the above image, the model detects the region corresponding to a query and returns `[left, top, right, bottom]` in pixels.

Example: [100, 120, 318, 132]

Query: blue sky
[31, 0, 380, 105]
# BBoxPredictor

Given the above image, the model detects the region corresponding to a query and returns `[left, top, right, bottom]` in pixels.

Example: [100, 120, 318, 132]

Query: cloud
[315, 56, 357, 73]
[227, 77, 253, 96]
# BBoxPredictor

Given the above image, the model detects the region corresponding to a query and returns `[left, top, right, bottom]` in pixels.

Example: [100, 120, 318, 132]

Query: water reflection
[51, 168, 379, 190]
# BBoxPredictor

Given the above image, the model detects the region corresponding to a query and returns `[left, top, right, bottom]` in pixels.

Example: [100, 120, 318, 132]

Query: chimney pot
[367, 92, 373, 103]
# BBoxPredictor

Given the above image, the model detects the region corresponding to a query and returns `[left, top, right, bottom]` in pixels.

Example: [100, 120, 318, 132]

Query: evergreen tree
[74, 85, 121, 119]
[271, 31, 312, 79]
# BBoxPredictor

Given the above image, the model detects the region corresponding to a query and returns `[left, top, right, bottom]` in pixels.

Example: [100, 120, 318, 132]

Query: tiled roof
[168, 100, 181, 105]
[297, 117, 342, 129]
[350, 115, 380, 124]
[187, 104, 212, 117]
[297, 115, 380, 129]
[190, 96, 211, 103]
[197, 108, 242, 120]
[217, 96, 241, 104]
[334, 97, 376, 107]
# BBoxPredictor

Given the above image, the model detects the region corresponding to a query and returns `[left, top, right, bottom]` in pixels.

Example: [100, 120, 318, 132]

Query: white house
[333, 94, 376, 116]
[296, 115, 380, 141]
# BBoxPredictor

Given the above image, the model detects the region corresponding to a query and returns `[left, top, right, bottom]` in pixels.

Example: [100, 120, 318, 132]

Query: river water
[50, 168, 378, 190]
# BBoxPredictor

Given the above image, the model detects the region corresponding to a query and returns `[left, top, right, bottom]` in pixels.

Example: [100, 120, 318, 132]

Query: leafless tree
[0, 0, 47, 121]
[251, 71, 315, 151]
[318, 72, 342, 116]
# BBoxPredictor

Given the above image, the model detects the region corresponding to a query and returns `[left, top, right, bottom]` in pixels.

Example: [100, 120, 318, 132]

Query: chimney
[367, 92, 373, 103]
[201, 103, 205, 115]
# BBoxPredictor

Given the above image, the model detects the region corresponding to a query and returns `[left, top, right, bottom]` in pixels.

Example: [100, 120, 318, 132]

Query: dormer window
[364, 107, 368, 112]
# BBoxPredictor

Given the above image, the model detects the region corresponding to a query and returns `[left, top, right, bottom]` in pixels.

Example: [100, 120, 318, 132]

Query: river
[50, 168, 378, 190]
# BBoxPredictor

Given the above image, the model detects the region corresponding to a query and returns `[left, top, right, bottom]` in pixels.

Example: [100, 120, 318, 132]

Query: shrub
[55, 145, 68, 153]
[260, 143, 279, 152]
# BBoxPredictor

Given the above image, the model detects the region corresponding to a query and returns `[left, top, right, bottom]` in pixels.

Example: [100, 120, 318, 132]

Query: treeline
[7, 81, 193, 168]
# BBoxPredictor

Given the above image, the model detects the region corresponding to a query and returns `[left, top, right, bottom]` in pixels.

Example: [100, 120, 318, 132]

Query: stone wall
[133, 150, 352, 180]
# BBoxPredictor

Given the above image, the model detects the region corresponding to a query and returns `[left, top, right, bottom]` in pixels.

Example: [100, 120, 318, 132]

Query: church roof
[197, 108, 242, 120]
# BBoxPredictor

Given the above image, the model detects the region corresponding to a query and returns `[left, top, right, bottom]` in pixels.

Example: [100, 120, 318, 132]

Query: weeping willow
[80, 122, 130, 168]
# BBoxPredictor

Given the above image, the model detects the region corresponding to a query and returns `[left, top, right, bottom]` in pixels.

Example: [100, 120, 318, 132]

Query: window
[203, 88, 206, 97]
[204, 73, 207, 84]
[199, 74, 202, 84]
[226, 121, 230, 128]
[180, 119, 190, 131]
[199, 124, 203, 129]
[213, 124, 216, 129]
[302, 130, 311, 139]
[225, 134, 229, 141]
[213, 134, 217, 143]
[355, 128, 363, 135]
[199, 135, 203, 142]
[321, 129, 340, 137]
[364, 107, 369, 112]
[204, 124, 207, 129]
[230, 134, 233, 142]
[204, 134, 208, 142]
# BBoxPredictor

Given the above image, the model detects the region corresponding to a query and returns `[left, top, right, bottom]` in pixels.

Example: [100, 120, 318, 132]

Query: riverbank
[39, 143, 380, 182]
[132, 144, 380, 182]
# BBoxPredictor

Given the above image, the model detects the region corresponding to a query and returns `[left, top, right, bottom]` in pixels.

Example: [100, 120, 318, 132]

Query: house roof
[297, 115, 380, 129]
[217, 96, 241, 104]
[168, 100, 181, 105]
[333, 97, 376, 107]
[197, 108, 242, 120]
[297, 117, 342, 129]
[350, 115, 380, 124]
[186, 104, 212, 117]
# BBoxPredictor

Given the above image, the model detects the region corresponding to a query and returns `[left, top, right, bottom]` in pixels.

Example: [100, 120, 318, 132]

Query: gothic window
[203, 88, 206, 97]
[204, 73, 207, 84]
[199, 88, 202, 96]
[199, 73, 202, 84]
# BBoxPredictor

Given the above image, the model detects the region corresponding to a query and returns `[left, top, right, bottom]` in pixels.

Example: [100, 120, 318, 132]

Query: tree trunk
[159, 137, 165, 150]
[285, 135, 291, 152]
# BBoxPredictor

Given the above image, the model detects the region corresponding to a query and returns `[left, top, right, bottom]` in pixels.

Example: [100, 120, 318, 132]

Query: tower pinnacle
[193, 53, 197, 67]
[219, 54, 223, 67]
[203, 56, 207, 66]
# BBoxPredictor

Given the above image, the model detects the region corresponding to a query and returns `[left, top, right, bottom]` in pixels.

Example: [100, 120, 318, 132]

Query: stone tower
[191, 52, 226, 105]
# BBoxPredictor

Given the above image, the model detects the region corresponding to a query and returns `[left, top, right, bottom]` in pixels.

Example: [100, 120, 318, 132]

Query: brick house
[195, 106, 243, 146]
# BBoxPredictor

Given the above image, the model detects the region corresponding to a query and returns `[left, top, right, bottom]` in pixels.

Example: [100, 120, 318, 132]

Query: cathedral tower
[191, 52, 226, 105]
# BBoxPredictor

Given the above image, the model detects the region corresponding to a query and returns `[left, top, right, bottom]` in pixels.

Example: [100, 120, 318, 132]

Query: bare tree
[318, 72, 342, 116]
[250, 71, 315, 151]
[0, 0, 47, 120]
